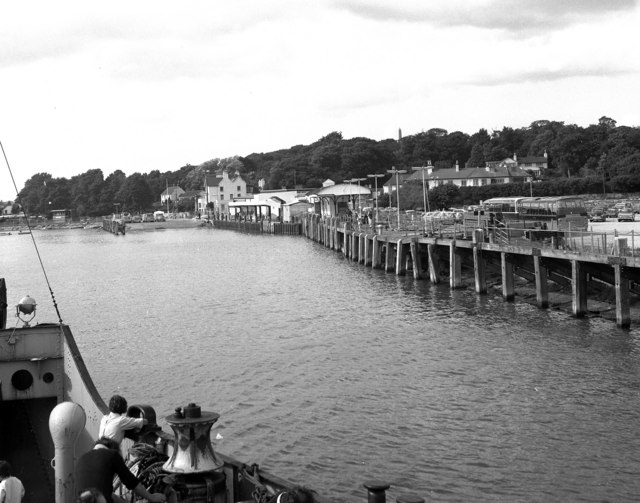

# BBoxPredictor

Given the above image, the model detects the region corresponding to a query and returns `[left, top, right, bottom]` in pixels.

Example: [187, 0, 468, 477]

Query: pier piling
[571, 260, 588, 317]
[501, 253, 514, 301]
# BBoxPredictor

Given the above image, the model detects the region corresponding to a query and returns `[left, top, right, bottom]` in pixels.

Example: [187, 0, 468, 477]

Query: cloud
[462, 65, 639, 87]
[333, 0, 638, 34]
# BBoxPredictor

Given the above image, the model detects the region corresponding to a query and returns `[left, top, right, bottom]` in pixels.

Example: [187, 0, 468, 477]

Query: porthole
[12, 369, 34, 390]
[43, 372, 54, 384]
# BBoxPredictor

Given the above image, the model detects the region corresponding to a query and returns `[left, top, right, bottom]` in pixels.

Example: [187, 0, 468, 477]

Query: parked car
[153, 211, 166, 222]
[142, 213, 155, 223]
[618, 210, 635, 222]
[589, 210, 605, 222]
[132, 215, 142, 223]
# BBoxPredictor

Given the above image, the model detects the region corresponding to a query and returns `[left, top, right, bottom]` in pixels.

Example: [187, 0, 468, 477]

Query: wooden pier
[302, 215, 640, 328]
[211, 219, 301, 235]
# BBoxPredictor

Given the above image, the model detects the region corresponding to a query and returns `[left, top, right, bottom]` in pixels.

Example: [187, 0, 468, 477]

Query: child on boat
[99, 395, 148, 445]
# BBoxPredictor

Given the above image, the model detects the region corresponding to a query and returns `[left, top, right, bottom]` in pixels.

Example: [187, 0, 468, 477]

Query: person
[76, 488, 107, 503]
[76, 437, 165, 503]
[99, 395, 147, 445]
[0, 461, 24, 503]
[274, 486, 315, 503]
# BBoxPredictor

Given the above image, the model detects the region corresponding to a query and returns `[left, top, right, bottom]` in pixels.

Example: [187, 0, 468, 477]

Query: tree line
[4, 116, 639, 217]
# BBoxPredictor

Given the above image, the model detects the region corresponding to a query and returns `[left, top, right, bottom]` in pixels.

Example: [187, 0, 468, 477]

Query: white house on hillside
[202, 170, 248, 215]
[161, 186, 185, 204]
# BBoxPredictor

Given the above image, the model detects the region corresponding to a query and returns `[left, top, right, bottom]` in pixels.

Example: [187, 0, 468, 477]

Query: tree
[598, 116, 617, 129]
[429, 184, 461, 211]
[467, 143, 485, 168]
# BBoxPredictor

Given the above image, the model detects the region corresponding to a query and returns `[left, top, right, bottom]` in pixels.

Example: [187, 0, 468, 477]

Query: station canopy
[313, 183, 371, 197]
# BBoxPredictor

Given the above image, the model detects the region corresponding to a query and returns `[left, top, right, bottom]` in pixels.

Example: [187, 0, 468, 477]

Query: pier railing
[306, 214, 640, 258]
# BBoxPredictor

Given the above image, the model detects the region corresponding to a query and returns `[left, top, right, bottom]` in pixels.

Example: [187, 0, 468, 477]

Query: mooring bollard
[363, 481, 390, 503]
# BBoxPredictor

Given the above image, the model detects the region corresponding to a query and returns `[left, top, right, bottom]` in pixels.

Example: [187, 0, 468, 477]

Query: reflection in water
[2, 228, 640, 502]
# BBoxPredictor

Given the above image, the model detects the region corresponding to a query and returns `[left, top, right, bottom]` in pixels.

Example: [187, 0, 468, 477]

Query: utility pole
[387, 167, 407, 229]
[367, 173, 385, 227]
[411, 161, 432, 213]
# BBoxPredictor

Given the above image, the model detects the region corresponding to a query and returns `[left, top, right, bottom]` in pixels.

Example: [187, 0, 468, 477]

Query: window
[461, 180, 467, 187]
[481, 179, 487, 186]
[237, 186, 241, 191]
[220, 186, 224, 192]
[473, 179, 479, 186]
[220, 195, 224, 200]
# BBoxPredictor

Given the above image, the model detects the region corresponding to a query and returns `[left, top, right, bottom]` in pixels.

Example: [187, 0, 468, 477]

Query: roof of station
[313, 183, 371, 197]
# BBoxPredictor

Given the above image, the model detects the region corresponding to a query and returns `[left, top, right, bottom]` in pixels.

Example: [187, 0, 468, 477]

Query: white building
[203, 170, 248, 215]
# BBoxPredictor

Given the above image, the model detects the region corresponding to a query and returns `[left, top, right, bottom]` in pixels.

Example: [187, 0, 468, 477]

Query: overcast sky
[1, 0, 639, 201]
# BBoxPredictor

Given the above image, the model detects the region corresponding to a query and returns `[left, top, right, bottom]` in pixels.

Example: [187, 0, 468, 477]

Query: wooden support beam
[534, 255, 549, 309]
[501, 252, 514, 301]
[351, 232, 358, 261]
[396, 239, 406, 276]
[571, 260, 588, 318]
[450, 240, 462, 289]
[473, 245, 486, 294]
[372, 236, 381, 269]
[410, 239, 422, 279]
[614, 264, 630, 328]
[343, 230, 349, 257]
[385, 242, 394, 272]
[364, 235, 371, 266]
[359, 233, 366, 264]
[427, 244, 440, 283]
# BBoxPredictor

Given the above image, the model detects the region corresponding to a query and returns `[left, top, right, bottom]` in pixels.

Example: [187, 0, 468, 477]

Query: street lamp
[351, 177, 366, 214]
[411, 161, 432, 213]
[387, 167, 407, 230]
[367, 173, 385, 226]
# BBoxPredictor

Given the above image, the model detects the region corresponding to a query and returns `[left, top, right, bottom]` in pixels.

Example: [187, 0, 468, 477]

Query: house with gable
[407, 160, 532, 189]
[161, 186, 185, 204]
[383, 173, 410, 195]
[202, 169, 248, 215]
[486, 151, 548, 178]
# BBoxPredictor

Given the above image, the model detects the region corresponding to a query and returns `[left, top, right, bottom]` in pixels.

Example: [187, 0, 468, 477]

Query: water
[2, 227, 640, 502]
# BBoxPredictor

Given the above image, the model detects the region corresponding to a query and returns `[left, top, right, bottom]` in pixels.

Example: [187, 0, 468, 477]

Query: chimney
[427, 159, 433, 175]
[398, 128, 402, 140]
[543, 149, 548, 158]
[513, 152, 517, 162]
[455, 160, 460, 172]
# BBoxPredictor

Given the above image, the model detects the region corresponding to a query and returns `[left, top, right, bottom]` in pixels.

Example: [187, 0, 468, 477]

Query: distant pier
[211, 218, 301, 235]
[102, 216, 126, 235]
[302, 215, 640, 328]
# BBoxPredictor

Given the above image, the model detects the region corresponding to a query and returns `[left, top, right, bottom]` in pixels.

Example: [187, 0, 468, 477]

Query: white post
[49, 402, 86, 503]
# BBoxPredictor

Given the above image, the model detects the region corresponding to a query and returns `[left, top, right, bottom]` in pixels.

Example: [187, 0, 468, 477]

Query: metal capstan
[162, 403, 223, 473]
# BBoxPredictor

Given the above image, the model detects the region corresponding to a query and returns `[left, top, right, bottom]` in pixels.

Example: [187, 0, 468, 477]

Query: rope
[0, 141, 63, 324]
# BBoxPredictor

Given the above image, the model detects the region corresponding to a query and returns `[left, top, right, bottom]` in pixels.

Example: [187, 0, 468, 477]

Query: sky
[1, 0, 640, 201]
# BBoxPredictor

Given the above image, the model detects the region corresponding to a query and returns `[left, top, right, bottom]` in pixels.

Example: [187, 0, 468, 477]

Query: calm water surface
[2, 227, 640, 502]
